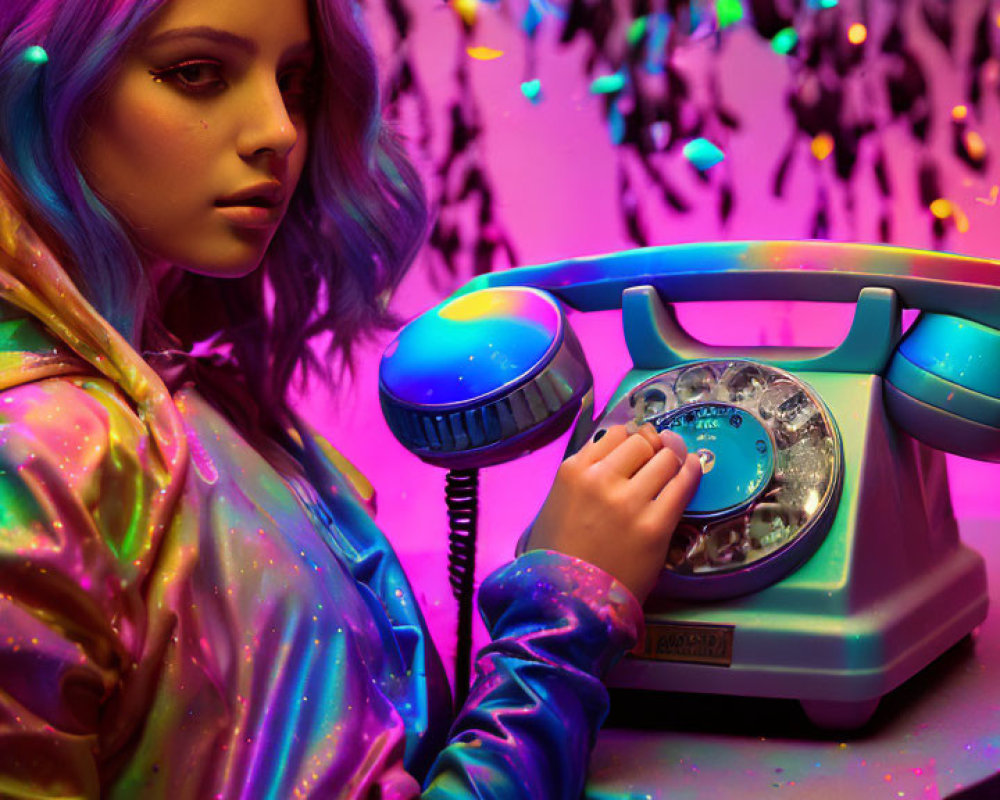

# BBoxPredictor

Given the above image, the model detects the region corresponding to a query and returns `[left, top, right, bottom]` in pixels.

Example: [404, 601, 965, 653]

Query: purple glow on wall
[293, 7, 1000, 676]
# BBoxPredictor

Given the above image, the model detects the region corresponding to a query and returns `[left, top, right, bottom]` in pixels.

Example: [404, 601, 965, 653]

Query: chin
[169, 240, 272, 279]
[183, 258, 265, 279]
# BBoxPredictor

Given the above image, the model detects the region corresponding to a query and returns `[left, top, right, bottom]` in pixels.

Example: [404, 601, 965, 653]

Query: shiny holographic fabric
[0, 184, 643, 798]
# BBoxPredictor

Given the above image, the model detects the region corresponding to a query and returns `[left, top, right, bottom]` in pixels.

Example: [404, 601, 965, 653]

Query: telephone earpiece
[885, 313, 1000, 461]
[379, 286, 593, 706]
[379, 286, 593, 469]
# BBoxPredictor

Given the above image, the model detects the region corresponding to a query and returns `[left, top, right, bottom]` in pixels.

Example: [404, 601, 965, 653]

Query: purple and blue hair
[0, 0, 428, 426]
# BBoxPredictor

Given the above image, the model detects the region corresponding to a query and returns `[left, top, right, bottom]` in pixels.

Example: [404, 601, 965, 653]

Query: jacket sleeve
[422, 550, 644, 799]
[0, 377, 166, 799]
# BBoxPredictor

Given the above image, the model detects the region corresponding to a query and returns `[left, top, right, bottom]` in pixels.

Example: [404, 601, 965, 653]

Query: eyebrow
[143, 26, 314, 59]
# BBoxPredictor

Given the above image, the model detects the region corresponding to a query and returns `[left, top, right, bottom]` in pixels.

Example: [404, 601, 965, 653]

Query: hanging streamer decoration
[375, 0, 997, 275]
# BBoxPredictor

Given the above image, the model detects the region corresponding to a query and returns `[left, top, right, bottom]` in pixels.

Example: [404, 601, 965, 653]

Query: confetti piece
[929, 198, 952, 219]
[847, 23, 867, 44]
[716, 0, 744, 28]
[22, 45, 48, 65]
[627, 16, 648, 46]
[451, 0, 478, 27]
[964, 130, 986, 161]
[650, 121, 670, 150]
[954, 204, 970, 233]
[644, 14, 670, 75]
[808, 0, 838, 8]
[975, 185, 998, 205]
[683, 138, 725, 170]
[771, 27, 798, 54]
[952, 104, 968, 120]
[466, 46, 504, 61]
[590, 73, 626, 94]
[811, 132, 834, 161]
[521, 0, 543, 36]
[608, 103, 625, 145]
[520, 79, 542, 103]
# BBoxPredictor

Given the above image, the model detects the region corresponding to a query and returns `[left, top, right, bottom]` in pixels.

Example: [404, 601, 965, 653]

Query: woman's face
[77, 0, 315, 278]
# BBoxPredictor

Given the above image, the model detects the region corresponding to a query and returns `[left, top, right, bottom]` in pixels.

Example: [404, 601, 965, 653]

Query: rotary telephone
[378, 240, 1000, 727]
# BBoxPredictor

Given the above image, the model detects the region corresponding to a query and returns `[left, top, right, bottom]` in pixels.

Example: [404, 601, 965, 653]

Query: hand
[525, 422, 702, 605]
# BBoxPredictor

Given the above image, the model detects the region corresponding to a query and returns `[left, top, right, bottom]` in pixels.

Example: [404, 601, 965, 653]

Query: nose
[236, 71, 300, 162]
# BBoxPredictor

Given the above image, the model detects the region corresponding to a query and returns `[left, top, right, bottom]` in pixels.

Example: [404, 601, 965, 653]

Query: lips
[216, 182, 285, 209]
[215, 182, 285, 228]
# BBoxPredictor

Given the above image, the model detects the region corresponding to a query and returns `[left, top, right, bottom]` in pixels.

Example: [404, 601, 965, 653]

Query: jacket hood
[0, 159, 188, 529]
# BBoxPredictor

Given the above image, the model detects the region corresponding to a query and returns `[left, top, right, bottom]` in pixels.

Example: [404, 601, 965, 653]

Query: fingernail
[658, 429, 687, 463]
[624, 420, 639, 435]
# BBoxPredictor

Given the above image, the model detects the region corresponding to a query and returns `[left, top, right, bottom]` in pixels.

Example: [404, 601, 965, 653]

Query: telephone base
[607, 541, 987, 727]
[603, 372, 990, 729]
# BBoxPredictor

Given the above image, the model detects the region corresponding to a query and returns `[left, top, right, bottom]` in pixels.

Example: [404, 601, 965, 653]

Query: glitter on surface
[586, 516, 1000, 797]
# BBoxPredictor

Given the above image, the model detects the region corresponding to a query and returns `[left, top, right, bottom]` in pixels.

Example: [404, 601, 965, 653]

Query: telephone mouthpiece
[379, 286, 593, 469]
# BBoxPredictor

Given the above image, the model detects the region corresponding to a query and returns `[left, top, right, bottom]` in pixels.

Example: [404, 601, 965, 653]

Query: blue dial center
[657, 403, 775, 517]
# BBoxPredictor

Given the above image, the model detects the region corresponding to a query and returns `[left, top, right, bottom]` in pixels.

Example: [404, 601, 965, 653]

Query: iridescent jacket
[0, 189, 643, 798]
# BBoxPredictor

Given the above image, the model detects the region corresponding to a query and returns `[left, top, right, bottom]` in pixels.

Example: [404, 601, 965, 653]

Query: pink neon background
[296, 10, 1000, 675]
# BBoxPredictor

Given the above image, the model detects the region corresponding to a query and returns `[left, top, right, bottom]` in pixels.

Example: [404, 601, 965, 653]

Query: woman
[0, 0, 701, 797]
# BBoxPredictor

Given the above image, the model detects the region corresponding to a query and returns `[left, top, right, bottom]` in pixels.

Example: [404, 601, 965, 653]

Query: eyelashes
[149, 59, 319, 113]
[150, 60, 225, 93]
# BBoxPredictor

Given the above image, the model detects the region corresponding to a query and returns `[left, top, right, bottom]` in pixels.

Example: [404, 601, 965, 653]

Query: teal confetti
[520, 79, 542, 103]
[683, 138, 725, 170]
[590, 73, 626, 94]
[22, 45, 48, 65]
[771, 27, 798, 54]
[608, 103, 625, 145]
[807, 0, 838, 7]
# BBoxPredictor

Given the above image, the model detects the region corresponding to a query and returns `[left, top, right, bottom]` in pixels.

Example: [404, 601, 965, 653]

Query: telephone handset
[380, 240, 1000, 727]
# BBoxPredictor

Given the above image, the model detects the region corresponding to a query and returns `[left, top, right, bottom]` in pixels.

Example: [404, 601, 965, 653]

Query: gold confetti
[964, 130, 986, 161]
[975, 185, 998, 206]
[451, 0, 477, 26]
[929, 198, 952, 219]
[811, 133, 834, 161]
[466, 46, 504, 61]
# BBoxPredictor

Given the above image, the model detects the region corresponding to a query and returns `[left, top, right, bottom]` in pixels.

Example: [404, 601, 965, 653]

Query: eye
[150, 60, 226, 93]
[279, 66, 319, 116]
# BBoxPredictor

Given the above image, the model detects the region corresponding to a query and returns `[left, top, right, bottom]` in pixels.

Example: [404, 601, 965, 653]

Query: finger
[648, 452, 703, 530]
[631, 422, 664, 455]
[631, 443, 684, 501]
[657, 428, 688, 465]
[601, 432, 658, 477]
[577, 424, 630, 464]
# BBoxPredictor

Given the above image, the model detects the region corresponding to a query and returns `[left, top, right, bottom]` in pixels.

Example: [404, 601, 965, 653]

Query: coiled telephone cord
[445, 467, 479, 710]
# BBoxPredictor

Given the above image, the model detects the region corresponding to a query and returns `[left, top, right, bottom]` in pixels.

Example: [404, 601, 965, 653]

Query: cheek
[106, 100, 210, 186]
[81, 89, 218, 222]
